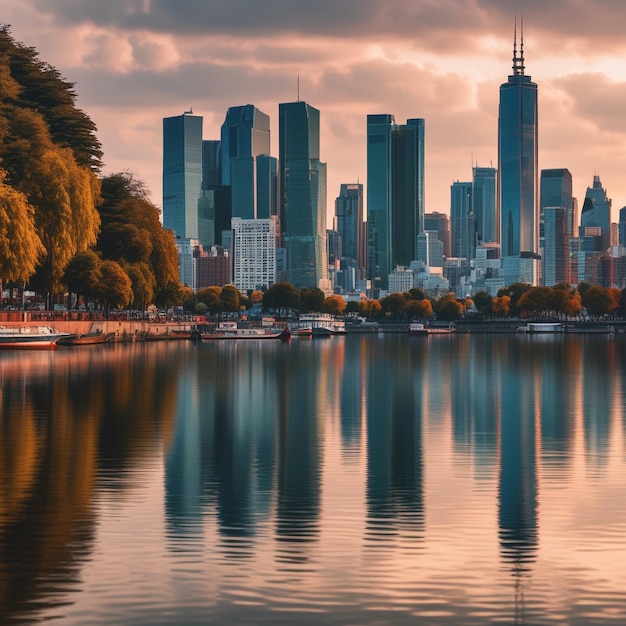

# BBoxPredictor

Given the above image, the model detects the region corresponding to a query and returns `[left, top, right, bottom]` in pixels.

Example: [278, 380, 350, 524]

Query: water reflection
[1, 335, 626, 624]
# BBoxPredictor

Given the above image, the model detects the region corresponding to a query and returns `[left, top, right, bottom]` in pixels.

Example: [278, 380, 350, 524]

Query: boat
[517, 322, 564, 334]
[142, 329, 192, 341]
[408, 322, 454, 336]
[298, 314, 346, 336]
[56, 331, 114, 346]
[291, 326, 313, 338]
[408, 322, 428, 336]
[200, 321, 289, 340]
[0, 325, 71, 349]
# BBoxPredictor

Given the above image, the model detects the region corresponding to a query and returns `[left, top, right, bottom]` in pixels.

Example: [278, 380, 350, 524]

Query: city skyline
[4, 1, 626, 223]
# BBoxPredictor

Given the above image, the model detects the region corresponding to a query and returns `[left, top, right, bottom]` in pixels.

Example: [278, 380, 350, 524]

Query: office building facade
[279, 101, 328, 290]
[580, 175, 611, 250]
[335, 183, 365, 276]
[473, 166, 498, 244]
[367, 114, 425, 290]
[163, 112, 203, 241]
[450, 181, 476, 260]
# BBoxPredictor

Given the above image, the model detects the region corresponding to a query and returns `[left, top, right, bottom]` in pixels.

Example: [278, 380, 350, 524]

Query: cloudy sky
[4, 1, 626, 224]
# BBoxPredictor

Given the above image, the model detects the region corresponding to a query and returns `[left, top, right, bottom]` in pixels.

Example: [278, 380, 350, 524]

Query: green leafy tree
[300, 287, 325, 312]
[473, 290, 493, 316]
[263, 282, 301, 317]
[380, 293, 407, 319]
[220, 285, 241, 313]
[582, 285, 612, 317]
[62, 249, 101, 304]
[196, 286, 223, 314]
[95, 260, 132, 309]
[436, 295, 464, 321]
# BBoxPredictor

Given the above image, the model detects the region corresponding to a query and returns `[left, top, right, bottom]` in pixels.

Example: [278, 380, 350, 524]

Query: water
[1, 334, 625, 625]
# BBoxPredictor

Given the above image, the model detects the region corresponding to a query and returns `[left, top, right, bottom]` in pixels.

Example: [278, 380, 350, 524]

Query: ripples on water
[1, 335, 625, 624]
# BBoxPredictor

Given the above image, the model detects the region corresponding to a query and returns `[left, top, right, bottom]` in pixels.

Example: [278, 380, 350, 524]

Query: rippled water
[1, 334, 626, 624]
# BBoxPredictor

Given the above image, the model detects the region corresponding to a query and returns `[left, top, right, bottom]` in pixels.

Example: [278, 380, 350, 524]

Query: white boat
[200, 321, 288, 340]
[0, 325, 71, 349]
[409, 322, 454, 336]
[517, 322, 564, 333]
[298, 314, 346, 336]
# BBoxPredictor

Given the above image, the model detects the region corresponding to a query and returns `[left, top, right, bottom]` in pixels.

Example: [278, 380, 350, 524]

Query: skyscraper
[498, 24, 538, 266]
[220, 105, 277, 221]
[163, 112, 203, 241]
[580, 175, 611, 250]
[542, 206, 568, 286]
[450, 181, 476, 260]
[424, 212, 451, 259]
[473, 166, 498, 244]
[335, 183, 365, 274]
[367, 114, 425, 290]
[279, 100, 328, 290]
[540, 169, 574, 235]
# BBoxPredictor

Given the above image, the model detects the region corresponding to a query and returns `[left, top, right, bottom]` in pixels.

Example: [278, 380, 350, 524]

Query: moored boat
[298, 314, 346, 336]
[56, 331, 115, 346]
[0, 325, 71, 349]
[200, 321, 288, 340]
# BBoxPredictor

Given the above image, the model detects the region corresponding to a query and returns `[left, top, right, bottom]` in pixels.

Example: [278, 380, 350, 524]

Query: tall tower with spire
[498, 20, 539, 280]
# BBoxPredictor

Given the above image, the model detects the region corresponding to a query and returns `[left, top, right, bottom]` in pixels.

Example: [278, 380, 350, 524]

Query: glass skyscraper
[279, 100, 328, 289]
[220, 105, 277, 221]
[450, 181, 476, 260]
[366, 115, 425, 290]
[580, 175, 611, 250]
[498, 27, 538, 261]
[163, 112, 203, 241]
[472, 166, 498, 244]
[335, 183, 365, 274]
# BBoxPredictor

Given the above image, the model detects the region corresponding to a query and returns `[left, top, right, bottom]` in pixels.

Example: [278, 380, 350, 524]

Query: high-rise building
[472, 166, 498, 243]
[231, 217, 277, 291]
[542, 206, 568, 286]
[580, 175, 611, 250]
[619, 206, 626, 247]
[540, 169, 574, 236]
[450, 181, 476, 260]
[279, 101, 328, 290]
[335, 183, 365, 274]
[424, 212, 451, 258]
[366, 114, 425, 290]
[163, 112, 203, 241]
[498, 25, 538, 270]
[220, 105, 277, 221]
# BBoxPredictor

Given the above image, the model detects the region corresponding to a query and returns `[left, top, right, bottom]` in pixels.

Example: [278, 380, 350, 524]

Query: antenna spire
[297, 73, 300, 102]
[512, 16, 525, 76]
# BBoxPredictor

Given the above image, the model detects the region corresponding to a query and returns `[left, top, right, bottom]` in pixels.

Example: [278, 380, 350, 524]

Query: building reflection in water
[365, 336, 424, 542]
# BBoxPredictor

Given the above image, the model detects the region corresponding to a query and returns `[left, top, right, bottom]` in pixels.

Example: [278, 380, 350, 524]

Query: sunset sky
[4, 1, 626, 224]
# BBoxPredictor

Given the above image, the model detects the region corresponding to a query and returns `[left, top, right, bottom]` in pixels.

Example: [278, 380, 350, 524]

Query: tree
[95, 260, 132, 309]
[436, 295, 464, 321]
[263, 282, 301, 316]
[491, 295, 511, 317]
[582, 285, 612, 317]
[124, 262, 155, 311]
[220, 285, 241, 313]
[62, 249, 101, 304]
[0, 170, 45, 284]
[405, 298, 433, 319]
[380, 293, 407, 318]
[562, 291, 582, 317]
[300, 287, 325, 312]
[197, 286, 223, 314]
[358, 299, 382, 319]
[517, 286, 552, 316]
[473, 290, 493, 316]
[250, 290, 264, 304]
[323, 295, 347, 316]
[407, 287, 427, 301]
[497, 282, 531, 315]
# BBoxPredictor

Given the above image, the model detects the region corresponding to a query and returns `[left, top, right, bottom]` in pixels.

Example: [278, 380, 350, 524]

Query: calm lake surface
[1, 333, 625, 625]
